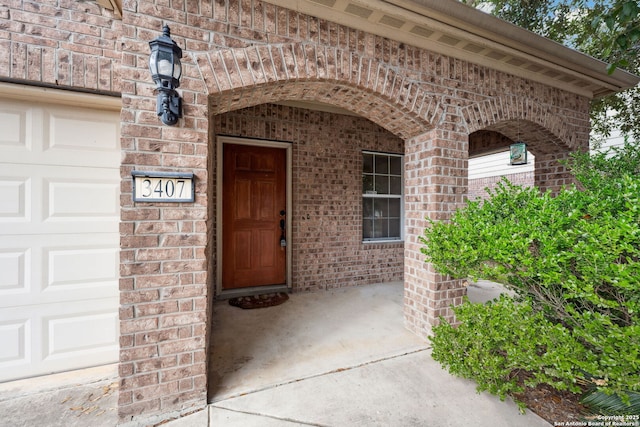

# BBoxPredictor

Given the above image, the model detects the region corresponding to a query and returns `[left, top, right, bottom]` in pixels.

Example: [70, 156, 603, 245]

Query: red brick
[161, 260, 205, 274]
[135, 301, 179, 317]
[120, 261, 161, 276]
[159, 312, 206, 328]
[136, 248, 180, 261]
[178, 378, 193, 391]
[178, 352, 193, 366]
[134, 355, 178, 372]
[120, 344, 159, 362]
[161, 234, 206, 247]
[160, 365, 199, 383]
[121, 372, 159, 390]
[134, 221, 179, 234]
[132, 381, 179, 402]
[120, 236, 159, 249]
[159, 285, 203, 299]
[136, 275, 180, 289]
[120, 317, 159, 334]
[158, 336, 205, 356]
[119, 367, 134, 388]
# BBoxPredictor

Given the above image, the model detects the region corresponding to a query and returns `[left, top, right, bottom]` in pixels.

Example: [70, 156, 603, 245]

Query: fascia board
[394, 0, 639, 91]
[266, 0, 639, 98]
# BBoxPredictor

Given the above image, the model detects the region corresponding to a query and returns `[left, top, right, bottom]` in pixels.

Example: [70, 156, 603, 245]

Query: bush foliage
[421, 142, 640, 410]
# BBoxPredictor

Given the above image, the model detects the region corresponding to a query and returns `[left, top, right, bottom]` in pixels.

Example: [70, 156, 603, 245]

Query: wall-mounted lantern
[510, 142, 528, 165]
[148, 25, 182, 126]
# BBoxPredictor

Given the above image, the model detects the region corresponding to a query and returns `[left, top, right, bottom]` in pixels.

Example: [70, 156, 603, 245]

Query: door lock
[279, 210, 286, 247]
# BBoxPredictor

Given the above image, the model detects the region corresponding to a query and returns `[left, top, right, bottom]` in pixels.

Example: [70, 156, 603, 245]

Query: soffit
[265, 0, 639, 99]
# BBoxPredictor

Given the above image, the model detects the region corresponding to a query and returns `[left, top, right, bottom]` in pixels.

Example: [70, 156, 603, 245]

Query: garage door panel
[44, 309, 118, 360]
[46, 107, 119, 153]
[0, 299, 118, 382]
[0, 176, 30, 220]
[0, 102, 31, 149]
[0, 248, 30, 294]
[0, 235, 118, 308]
[0, 99, 120, 168]
[46, 179, 119, 219]
[0, 164, 119, 235]
[0, 245, 38, 305]
[46, 245, 119, 291]
[0, 319, 30, 367]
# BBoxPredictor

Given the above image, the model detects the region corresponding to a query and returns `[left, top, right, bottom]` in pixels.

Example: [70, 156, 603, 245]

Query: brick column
[404, 127, 468, 338]
[534, 151, 577, 194]
[117, 31, 211, 422]
[118, 137, 210, 424]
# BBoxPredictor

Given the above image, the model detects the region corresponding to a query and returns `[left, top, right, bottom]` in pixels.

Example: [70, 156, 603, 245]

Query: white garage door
[0, 86, 121, 382]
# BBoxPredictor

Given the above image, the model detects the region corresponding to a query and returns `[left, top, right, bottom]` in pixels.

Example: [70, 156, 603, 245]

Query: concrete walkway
[0, 363, 118, 427]
[0, 282, 550, 426]
[204, 348, 550, 426]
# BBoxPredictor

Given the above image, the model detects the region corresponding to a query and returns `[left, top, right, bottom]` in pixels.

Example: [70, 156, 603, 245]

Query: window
[362, 151, 403, 241]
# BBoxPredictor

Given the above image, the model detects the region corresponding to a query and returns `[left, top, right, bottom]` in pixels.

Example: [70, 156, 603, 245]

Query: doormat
[228, 292, 289, 309]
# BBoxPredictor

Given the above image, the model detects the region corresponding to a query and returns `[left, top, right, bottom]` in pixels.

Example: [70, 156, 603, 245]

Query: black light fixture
[149, 25, 182, 126]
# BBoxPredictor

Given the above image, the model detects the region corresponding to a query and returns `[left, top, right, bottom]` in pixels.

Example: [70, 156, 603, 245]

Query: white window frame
[362, 151, 404, 243]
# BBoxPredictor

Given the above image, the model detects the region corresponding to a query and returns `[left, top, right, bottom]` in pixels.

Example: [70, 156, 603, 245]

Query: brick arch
[463, 95, 591, 194]
[194, 43, 442, 140]
[469, 120, 570, 158]
[461, 95, 589, 153]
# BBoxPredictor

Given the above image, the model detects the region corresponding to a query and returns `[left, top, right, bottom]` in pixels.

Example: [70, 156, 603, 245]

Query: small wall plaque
[510, 142, 528, 165]
[132, 171, 195, 202]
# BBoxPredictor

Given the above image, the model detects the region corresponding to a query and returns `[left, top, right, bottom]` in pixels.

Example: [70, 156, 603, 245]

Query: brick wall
[214, 104, 404, 293]
[469, 171, 534, 200]
[0, 0, 121, 93]
[535, 151, 576, 193]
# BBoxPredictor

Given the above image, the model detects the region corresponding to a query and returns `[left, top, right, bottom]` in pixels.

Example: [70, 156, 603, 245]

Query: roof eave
[265, 0, 639, 98]
[399, 0, 639, 95]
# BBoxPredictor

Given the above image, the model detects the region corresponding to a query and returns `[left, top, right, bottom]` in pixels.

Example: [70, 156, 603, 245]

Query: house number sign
[132, 171, 195, 202]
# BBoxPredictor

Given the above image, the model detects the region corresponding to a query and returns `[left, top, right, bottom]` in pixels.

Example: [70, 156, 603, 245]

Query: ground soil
[517, 384, 590, 424]
[513, 373, 592, 425]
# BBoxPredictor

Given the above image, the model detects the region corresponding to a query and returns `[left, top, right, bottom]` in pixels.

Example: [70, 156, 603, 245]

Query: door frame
[216, 136, 292, 298]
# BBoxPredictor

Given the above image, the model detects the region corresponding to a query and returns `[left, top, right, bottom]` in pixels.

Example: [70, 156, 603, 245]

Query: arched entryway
[464, 96, 589, 195]
[118, 36, 591, 423]
[196, 42, 469, 343]
[207, 102, 417, 401]
[199, 40, 590, 343]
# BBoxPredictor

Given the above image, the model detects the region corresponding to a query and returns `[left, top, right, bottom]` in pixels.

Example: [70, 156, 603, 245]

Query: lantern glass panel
[156, 50, 173, 77]
[173, 59, 182, 80]
[149, 50, 159, 76]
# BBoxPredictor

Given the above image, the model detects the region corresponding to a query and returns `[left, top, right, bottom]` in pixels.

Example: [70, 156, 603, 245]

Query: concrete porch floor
[202, 281, 550, 426]
[208, 281, 426, 402]
[0, 281, 551, 426]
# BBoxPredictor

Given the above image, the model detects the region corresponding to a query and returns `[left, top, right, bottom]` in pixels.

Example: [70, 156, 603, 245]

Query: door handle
[279, 210, 286, 247]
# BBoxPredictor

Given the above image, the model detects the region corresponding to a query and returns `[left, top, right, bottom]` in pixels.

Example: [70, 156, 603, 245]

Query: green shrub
[422, 141, 640, 408]
[429, 295, 592, 410]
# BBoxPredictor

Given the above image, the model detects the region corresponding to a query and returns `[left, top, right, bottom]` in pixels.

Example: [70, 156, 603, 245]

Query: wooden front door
[222, 144, 287, 289]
